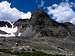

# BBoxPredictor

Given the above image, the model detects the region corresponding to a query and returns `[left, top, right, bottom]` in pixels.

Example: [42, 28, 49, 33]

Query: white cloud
[0, 1, 32, 22]
[47, 2, 75, 25]
[21, 12, 32, 19]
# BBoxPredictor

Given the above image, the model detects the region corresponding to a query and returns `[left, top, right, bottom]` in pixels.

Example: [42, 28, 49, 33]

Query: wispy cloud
[36, 0, 45, 8]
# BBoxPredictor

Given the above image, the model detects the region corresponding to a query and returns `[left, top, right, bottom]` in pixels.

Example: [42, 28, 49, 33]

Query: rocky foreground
[0, 10, 75, 56]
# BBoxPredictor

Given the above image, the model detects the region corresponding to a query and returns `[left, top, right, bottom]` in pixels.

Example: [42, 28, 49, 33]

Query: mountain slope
[13, 10, 75, 55]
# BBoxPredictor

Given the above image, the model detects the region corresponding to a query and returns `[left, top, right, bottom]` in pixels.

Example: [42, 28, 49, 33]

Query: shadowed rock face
[14, 19, 29, 27]
[64, 22, 75, 36]
[29, 10, 70, 37]
[0, 30, 8, 34]
[0, 21, 12, 28]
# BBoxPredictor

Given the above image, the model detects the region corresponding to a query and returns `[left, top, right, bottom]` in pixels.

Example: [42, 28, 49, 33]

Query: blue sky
[0, 0, 74, 12]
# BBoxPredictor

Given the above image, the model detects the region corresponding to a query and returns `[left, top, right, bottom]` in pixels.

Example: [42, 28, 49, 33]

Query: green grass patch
[16, 51, 65, 56]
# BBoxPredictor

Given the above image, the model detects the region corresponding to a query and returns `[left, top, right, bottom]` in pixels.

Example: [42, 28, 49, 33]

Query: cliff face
[12, 10, 75, 55]
[29, 10, 70, 37]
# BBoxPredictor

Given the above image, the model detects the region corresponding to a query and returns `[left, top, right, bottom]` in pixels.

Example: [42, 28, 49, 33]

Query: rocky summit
[0, 10, 75, 56]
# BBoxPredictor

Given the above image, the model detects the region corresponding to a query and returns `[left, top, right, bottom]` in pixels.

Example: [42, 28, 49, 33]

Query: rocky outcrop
[14, 19, 30, 33]
[29, 10, 71, 37]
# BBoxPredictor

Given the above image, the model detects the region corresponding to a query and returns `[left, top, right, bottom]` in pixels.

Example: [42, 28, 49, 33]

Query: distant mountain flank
[0, 10, 75, 55]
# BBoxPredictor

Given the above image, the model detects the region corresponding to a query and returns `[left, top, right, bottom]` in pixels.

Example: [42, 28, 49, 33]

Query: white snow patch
[0, 21, 18, 37]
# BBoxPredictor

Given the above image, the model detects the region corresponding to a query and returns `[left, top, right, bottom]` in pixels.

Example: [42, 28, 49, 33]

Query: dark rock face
[0, 21, 12, 28]
[30, 10, 70, 37]
[0, 30, 8, 34]
[64, 22, 75, 36]
[30, 10, 50, 31]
